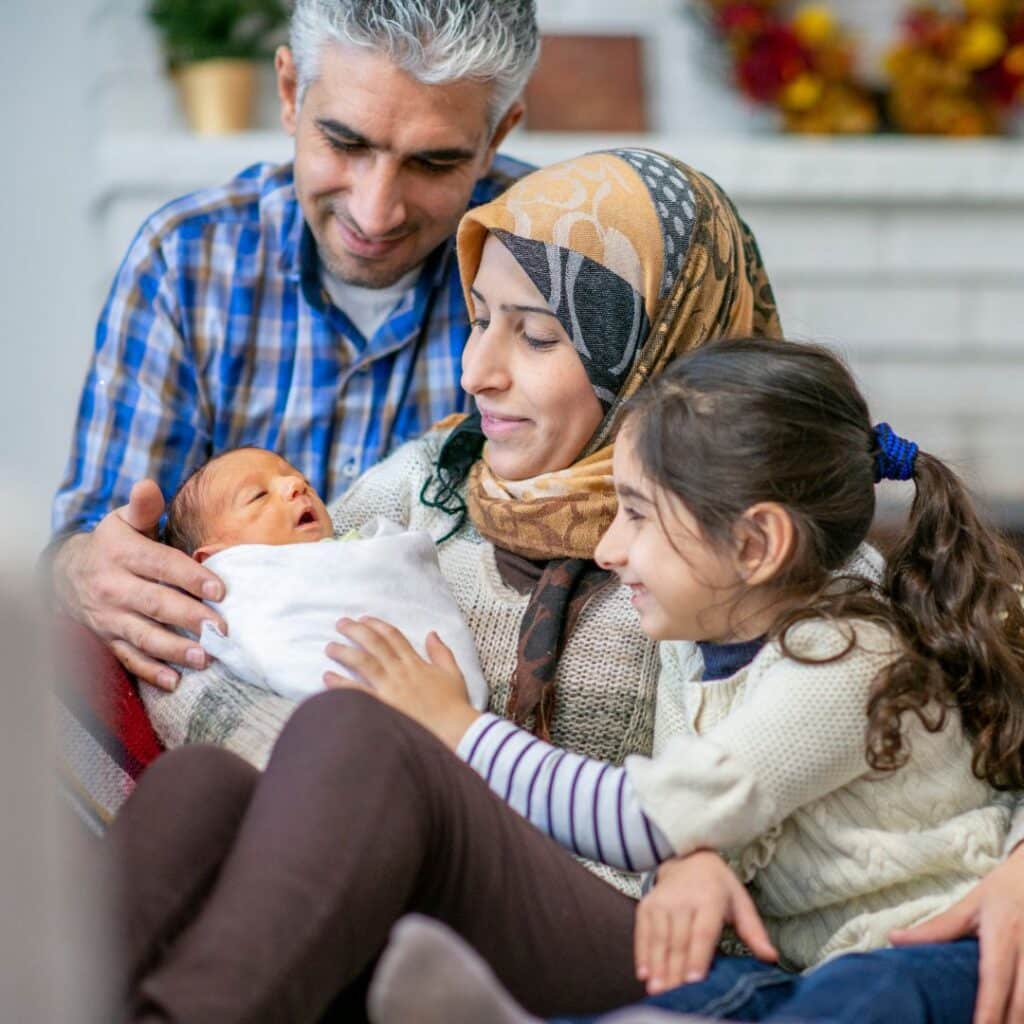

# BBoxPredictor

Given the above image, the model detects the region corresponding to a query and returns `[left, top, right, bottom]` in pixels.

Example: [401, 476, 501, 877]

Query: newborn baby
[156, 446, 488, 707]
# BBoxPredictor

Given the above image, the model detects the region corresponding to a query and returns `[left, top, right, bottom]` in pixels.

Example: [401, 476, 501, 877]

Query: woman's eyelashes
[471, 313, 561, 350]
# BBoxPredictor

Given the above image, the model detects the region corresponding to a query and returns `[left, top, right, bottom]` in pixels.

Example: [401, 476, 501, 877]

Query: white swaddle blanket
[198, 517, 488, 707]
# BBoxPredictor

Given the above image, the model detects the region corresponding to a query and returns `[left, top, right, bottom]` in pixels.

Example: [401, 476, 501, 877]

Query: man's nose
[347, 158, 407, 239]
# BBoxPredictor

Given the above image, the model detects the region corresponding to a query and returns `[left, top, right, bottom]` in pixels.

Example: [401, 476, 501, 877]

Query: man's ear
[275, 45, 300, 136]
[194, 543, 226, 566]
[484, 100, 525, 162]
[733, 502, 795, 588]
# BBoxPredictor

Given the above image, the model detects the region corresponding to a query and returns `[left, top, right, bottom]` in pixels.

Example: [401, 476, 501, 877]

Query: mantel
[94, 132, 1024, 210]
[91, 130, 1024, 510]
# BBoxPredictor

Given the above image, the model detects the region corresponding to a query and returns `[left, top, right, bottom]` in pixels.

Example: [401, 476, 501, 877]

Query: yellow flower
[963, 0, 1007, 17]
[955, 19, 1007, 69]
[781, 71, 825, 111]
[793, 5, 836, 47]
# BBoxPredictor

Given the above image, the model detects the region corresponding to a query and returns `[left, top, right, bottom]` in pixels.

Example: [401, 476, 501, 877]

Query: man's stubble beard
[318, 246, 420, 290]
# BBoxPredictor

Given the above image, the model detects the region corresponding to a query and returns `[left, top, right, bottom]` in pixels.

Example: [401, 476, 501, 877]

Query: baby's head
[164, 447, 333, 562]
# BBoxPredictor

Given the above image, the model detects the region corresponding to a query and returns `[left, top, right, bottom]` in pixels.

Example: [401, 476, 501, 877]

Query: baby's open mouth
[297, 508, 317, 527]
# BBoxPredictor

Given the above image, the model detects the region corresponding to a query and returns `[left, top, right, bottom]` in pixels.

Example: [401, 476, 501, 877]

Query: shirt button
[342, 460, 358, 478]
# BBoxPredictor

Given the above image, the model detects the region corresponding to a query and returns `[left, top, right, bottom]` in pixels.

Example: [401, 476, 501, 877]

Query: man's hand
[325, 616, 480, 750]
[634, 850, 777, 996]
[891, 844, 1024, 1024]
[52, 479, 226, 690]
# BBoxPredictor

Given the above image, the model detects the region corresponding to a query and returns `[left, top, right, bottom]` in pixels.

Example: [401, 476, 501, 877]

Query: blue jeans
[555, 940, 979, 1024]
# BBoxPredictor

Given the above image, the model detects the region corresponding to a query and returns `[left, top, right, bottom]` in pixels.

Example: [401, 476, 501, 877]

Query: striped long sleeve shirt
[52, 156, 531, 538]
[458, 712, 674, 872]
[456, 638, 767, 872]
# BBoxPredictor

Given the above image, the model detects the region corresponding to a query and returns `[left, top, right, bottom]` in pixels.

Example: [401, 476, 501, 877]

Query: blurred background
[3, 0, 1024, 564]
[0, 1, 1022, 1013]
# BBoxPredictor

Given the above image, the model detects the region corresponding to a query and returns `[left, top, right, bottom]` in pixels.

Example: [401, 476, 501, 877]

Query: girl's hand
[890, 844, 1024, 1024]
[635, 849, 777, 996]
[324, 616, 480, 750]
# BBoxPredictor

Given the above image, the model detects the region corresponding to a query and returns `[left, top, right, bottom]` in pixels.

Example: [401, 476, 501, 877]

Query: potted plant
[148, 0, 289, 135]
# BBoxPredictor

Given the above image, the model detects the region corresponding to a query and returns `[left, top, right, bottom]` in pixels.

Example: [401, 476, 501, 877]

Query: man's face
[277, 42, 517, 288]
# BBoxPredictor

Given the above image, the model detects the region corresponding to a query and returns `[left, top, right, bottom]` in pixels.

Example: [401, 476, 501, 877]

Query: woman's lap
[555, 940, 980, 1024]
[119, 690, 643, 1022]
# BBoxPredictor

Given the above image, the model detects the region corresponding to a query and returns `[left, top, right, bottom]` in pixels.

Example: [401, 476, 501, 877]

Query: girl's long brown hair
[625, 336, 1024, 788]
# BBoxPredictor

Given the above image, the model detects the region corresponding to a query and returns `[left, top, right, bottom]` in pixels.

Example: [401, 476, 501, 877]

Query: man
[50, 0, 538, 692]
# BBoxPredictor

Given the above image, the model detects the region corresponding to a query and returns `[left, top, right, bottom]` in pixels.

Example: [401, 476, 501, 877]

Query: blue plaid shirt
[52, 154, 531, 537]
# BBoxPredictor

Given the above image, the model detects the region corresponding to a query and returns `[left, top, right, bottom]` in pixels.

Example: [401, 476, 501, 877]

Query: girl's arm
[459, 714, 674, 872]
[325, 617, 673, 871]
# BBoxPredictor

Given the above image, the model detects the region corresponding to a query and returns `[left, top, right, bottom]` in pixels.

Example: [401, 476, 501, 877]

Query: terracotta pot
[174, 58, 258, 135]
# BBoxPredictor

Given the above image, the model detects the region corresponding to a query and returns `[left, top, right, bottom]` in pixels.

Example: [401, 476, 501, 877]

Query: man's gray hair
[290, 0, 539, 133]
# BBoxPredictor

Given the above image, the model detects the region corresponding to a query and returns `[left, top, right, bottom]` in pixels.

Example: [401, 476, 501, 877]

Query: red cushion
[57, 616, 164, 780]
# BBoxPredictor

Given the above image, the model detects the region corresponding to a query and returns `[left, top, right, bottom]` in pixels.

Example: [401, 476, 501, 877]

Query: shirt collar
[697, 636, 767, 682]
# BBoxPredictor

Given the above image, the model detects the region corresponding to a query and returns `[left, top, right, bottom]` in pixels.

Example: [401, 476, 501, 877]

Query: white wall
[1, 3, 98, 561]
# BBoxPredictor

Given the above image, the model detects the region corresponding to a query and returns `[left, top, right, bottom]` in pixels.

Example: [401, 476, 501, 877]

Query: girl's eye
[470, 317, 490, 331]
[623, 506, 644, 523]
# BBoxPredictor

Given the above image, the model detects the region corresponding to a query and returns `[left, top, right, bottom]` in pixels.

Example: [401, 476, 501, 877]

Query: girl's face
[595, 428, 749, 643]
[460, 235, 604, 480]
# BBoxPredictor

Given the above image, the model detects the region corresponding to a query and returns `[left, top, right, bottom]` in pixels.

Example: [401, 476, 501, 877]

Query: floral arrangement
[697, 1, 1024, 135]
[886, 1, 1024, 135]
[698, 2, 880, 133]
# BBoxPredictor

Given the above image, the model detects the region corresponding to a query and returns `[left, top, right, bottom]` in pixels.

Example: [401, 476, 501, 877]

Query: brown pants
[110, 690, 644, 1023]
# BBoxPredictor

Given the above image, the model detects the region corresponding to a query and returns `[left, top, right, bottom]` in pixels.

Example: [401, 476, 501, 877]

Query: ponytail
[867, 450, 1024, 789]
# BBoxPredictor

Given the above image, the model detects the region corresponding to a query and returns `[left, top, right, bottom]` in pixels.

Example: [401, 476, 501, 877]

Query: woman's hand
[634, 849, 777, 996]
[325, 617, 480, 750]
[890, 844, 1024, 1024]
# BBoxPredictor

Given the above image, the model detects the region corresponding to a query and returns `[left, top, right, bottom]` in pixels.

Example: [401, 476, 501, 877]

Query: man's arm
[50, 220, 225, 688]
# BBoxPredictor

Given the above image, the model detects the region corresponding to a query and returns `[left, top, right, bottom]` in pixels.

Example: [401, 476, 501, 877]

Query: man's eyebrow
[315, 117, 475, 162]
[316, 118, 372, 146]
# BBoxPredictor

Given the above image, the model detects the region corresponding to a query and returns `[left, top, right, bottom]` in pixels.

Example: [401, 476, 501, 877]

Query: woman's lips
[480, 412, 529, 438]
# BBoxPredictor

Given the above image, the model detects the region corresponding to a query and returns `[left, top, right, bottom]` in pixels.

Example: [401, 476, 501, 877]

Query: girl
[335, 337, 1024, 1024]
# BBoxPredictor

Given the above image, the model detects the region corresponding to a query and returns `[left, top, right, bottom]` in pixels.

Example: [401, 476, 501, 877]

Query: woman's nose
[460, 327, 511, 395]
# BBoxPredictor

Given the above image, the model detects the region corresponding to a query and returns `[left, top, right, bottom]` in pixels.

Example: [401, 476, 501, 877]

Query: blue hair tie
[873, 422, 918, 482]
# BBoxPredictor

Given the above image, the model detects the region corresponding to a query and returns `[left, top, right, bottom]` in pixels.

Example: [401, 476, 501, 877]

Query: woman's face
[461, 235, 603, 480]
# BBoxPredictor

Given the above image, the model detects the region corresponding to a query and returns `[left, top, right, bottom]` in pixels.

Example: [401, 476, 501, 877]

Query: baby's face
[196, 449, 333, 557]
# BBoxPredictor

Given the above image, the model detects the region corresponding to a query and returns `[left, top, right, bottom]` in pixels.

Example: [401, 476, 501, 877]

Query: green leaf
[147, 0, 289, 64]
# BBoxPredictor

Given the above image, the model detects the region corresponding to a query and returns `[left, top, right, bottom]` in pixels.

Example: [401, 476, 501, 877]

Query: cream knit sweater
[631, 618, 1015, 970]
[143, 427, 661, 897]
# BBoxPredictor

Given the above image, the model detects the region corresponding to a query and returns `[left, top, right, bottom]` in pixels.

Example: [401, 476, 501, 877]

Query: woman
[118, 149, 778, 1021]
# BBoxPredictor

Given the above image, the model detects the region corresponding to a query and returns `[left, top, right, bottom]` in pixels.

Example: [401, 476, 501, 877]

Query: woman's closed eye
[522, 329, 559, 351]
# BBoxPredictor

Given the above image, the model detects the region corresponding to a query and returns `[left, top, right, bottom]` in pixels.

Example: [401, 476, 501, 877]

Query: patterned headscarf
[428, 149, 781, 737]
